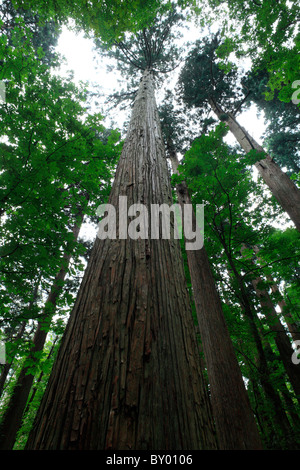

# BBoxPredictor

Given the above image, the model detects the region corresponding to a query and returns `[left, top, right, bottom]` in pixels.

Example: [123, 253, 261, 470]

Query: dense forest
[0, 0, 299, 451]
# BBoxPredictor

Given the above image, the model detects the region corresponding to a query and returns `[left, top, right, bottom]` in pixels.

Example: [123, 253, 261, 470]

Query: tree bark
[223, 251, 293, 439]
[0, 321, 26, 399]
[251, 245, 300, 344]
[0, 217, 83, 450]
[249, 376, 275, 446]
[169, 152, 262, 449]
[209, 98, 300, 232]
[24, 336, 59, 416]
[269, 280, 300, 343]
[0, 278, 41, 399]
[247, 271, 300, 401]
[244, 245, 300, 398]
[25, 69, 218, 451]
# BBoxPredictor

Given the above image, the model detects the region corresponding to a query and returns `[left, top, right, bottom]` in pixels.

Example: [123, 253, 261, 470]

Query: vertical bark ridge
[240, 244, 300, 401]
[168, 152, 262, 450]
[25, 69, 217, 450]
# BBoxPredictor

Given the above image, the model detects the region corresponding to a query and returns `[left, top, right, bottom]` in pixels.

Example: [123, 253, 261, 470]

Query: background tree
[240, 68, 300, 174]
[0, 0, 60, 65]
[11, 0, 174, 43]
[159, 97, 262, 450]
[178, 35, 300, 231]
[201, 0, 300, 103]
[175, 123, 300, 448]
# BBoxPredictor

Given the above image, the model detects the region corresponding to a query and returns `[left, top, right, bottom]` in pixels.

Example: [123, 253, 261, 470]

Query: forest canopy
[0, 0, 299, 452]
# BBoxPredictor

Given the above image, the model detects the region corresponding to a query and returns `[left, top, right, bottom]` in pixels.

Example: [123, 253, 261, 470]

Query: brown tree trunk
[209, 98, 300, 232]
[24, 336, 59, 416]
[263, 341, 300, 430]
[251, 275, 300, 400]
[251, 244, 300, 344]
[0, 218, 83, 450]
[25, 69, 218, 451]
[169, 152, 262, 449]
[240, 244, 300, 401]
[269, 281, 300, 343]
[249, 377, 276, 446]
[223, 251, 293, 439]
[0, 321, 26, 399]
[0, 278, 41, 399]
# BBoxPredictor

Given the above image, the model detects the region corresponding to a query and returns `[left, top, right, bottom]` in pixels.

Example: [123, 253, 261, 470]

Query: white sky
[54, 24, 269, 240]
[55, 25, 266, 144]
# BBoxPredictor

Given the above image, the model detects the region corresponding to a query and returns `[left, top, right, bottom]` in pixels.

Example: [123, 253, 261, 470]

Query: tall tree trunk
[280, 381, 300, 430]
[168, 151, 262, 449]
[25, 69, 218, 451]
[241, 244, 300, 401]
[251, 246, 300, 344]
[263, 341, 300, 431]
[0, 217, 83, 450]
[269, 280, 300, 343]
[251, 275, 300, 400]
[0, 276, 41, 398]
[24, 336, 59, 416]
[208, 98, 300, 232]
[249, 376, 276, 447]
[223, 250, 293, 440]
[0, 321, 26, 399]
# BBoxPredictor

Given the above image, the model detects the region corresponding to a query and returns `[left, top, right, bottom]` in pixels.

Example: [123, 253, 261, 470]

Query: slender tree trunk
[263, 341, 300, 430]
[280, 382, 300, 429]
[251, 275, 300, 400]
[223, 250, 293, 439]
[208, 98, 300, 232]
[168, 152, 262, 449]
[258, 339, 299, 448]
[0, 276, 42, 398]
[25, 69, 218, 451]
[0, 218, 83, 450]
[0, 321, 26, 398]
[24, 336, 59, 416]
[251, 246, 300, 343]
[269, 280, 300, 343]
[249, 377, 276, 447]
[241, 244, 300, 401]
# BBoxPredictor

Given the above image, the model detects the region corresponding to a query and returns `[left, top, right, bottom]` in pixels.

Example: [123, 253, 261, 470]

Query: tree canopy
[0, 0, 299, 451]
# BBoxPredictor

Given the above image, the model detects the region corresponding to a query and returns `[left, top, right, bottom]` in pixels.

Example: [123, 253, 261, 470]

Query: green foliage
[0, 0, 61, 64]
[94, 3, 186, 112]
[173, 123, 271, 259]
[173, 123, 300, 448]
[0, 12, 122, 425]
[178, 34, 243, 115]
[159, 89, 195, 156]
[241, 68, 300, 173]
[202, 0, 300, 101]
[12, 0, 172, 44]
[1, 0, 299, 452]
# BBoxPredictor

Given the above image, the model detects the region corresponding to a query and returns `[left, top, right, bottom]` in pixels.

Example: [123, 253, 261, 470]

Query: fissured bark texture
[169, 154, 262, 450]
[26, 70, 218, 450]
